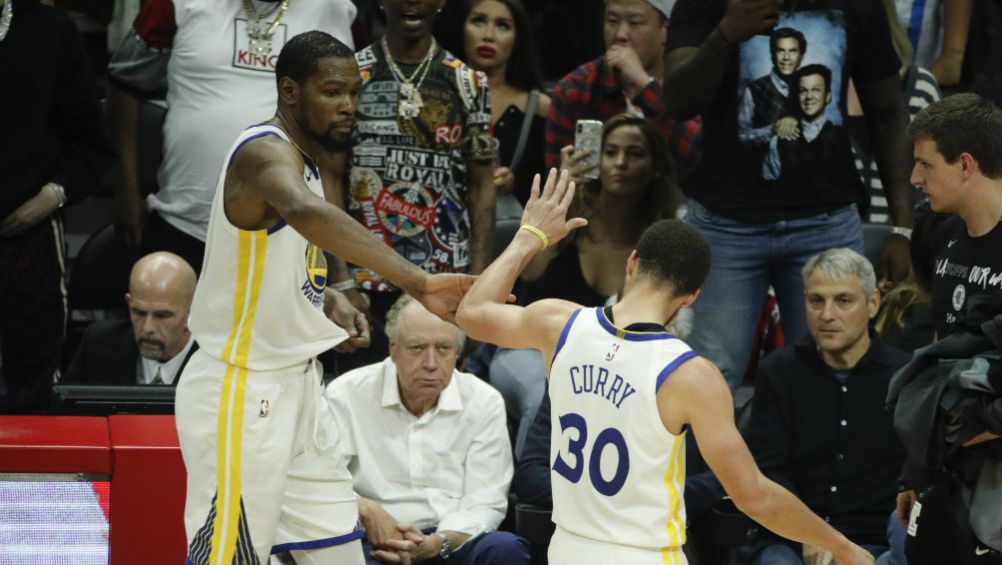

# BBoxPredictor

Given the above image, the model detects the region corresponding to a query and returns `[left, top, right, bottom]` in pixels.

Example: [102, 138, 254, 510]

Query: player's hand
[0, 184, 61, 237]
[877, 234, 912, 292]
[324, 289, 371, 352]
[803, 544, 834, 565]
[113, 180, 148, 252]
[832, 542, 876, 565]
[519, 169, 589, 250]
[895, 489, 916, 529]
[493, 166, 516, 194]
[415, 273, 477, 324]
[773, 116, 800, 141]
[558, 144, 597, 187]
[719, 0, 780, 43]
[605, 44, 651, 99]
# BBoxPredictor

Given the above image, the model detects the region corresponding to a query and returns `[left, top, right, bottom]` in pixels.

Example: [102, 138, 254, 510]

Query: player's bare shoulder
[224, 133, 304, 230]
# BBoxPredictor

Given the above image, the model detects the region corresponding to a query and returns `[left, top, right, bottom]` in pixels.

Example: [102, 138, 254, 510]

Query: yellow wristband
[519, 224, 549, 250]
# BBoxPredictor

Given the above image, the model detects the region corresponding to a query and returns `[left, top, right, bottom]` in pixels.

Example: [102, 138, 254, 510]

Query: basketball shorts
[176, 351, 361, 564]
[548, 526, 688, 565]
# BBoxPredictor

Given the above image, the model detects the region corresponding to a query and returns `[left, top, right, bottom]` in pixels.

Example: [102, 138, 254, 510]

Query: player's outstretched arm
[456, 169, 587, 356]
[661, 359, 876, 565]
[230, 137, 471, 321]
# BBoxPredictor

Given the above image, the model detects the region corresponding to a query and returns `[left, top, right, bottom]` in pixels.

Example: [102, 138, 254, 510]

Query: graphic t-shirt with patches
[666, 0, 900, 223]
[348, 42, 494, 292]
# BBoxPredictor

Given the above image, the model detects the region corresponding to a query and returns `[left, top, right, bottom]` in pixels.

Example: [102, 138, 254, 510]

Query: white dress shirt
[137, 338, 194, 385]
[325, 358, 512, 537]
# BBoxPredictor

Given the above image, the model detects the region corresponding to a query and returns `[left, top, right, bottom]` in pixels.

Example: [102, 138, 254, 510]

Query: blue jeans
[361, 530, 529, 565]
[876, 510, 908, 565]
[684, 200, 863, 390]
[489, 348, 547, 459]
[752, 542, 888, 565]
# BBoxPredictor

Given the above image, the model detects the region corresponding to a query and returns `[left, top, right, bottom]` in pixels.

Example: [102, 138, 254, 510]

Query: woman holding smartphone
[454, 0, 550, 208]
[491, 114, 677, 456]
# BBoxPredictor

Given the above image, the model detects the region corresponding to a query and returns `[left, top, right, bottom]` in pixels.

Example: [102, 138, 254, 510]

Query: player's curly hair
[635, 219, 711, 296]
[275, 31, 355, 87]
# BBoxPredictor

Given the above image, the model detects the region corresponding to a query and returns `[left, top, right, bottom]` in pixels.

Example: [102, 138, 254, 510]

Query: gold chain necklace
[381, 36, 438, 119]
[242, 0, 290, 57]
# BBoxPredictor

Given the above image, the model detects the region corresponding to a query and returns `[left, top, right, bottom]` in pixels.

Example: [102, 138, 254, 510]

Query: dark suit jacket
[63, 319, 197, 385]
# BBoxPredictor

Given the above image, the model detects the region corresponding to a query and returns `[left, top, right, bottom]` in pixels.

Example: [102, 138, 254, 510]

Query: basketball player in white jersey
[456, 169, 877, 565]
[175, 32, 472, 565]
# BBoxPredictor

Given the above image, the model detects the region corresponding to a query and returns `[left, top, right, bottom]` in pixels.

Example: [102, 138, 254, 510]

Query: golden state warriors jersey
[189, 124, 348, 371]
[549, 307, 697, 556]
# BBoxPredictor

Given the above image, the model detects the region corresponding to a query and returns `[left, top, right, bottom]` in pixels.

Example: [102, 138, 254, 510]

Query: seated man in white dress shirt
[65, 251, 198, 385]
[325, 295, 529, 565]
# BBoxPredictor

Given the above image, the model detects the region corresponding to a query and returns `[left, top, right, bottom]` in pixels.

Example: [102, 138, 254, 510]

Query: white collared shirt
[137, 338, 194, 385]
[325, 358, 512, 537]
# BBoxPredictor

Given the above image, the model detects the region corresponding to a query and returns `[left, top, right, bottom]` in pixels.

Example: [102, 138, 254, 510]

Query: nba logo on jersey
[259, 399, 270, 418]
[605, 343, 621, 362]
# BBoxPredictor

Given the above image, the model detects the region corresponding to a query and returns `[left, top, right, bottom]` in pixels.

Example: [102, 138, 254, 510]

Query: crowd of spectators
[2, 0, 1001, 564]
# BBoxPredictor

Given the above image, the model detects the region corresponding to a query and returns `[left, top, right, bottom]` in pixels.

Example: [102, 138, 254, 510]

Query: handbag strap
[507, 88, 539, 172]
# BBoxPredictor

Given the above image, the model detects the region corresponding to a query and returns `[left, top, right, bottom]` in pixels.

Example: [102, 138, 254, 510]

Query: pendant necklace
[382, 36, 438, 120]
[243, 0, 290, 57]
[0, 0, 14, 43]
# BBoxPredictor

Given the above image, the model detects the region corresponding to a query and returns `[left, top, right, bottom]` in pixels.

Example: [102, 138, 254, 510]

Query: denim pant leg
[751, 543, 803, 565]
[876, 510, 908, 565]
[685, 201, 771, 390]
[489, 348, 547, 459]
[768, 204, 864, 346]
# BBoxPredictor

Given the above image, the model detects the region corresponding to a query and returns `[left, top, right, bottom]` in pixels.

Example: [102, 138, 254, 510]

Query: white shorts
[176, 351, 360, 564]
[548, 526, 688, 565]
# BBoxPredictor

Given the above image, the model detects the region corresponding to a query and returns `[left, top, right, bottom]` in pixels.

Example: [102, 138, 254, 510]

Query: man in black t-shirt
[661, 0, 915, 390]
[898, 93, 1002, 565]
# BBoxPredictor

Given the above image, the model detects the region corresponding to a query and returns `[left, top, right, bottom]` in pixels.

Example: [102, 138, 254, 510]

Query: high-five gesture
[519, 168, 589, 251]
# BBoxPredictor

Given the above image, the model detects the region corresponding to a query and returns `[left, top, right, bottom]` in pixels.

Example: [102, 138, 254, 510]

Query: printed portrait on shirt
[735, 10, 850, 185]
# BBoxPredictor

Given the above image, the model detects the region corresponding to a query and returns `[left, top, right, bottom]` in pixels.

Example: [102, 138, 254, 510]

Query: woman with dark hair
[457, 0, 550, 209]
[491, 114, 677, 456]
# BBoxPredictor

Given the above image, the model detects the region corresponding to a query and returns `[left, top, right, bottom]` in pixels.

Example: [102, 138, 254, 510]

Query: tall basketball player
[175, 32, 471, 565]
[456, 169, 877, 565]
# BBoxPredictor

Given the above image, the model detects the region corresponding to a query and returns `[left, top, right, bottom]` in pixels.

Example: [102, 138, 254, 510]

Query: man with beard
[175, 32, 473, 565]
[65, 252, 198, 385]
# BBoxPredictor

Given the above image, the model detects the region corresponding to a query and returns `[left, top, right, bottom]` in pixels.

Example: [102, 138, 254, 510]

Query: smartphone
[574, 119, 603, 181]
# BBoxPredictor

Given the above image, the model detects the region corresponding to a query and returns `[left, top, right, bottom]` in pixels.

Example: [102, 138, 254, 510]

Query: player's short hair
[635, 219, 711, 296]
[801, 248, 876, 297]
[907, 93, 1002, 179]
[275, 31, 355, 87]
[796, 63, 832, 94]
[385, 294, 466, 350]
[770, 27, 807, 56]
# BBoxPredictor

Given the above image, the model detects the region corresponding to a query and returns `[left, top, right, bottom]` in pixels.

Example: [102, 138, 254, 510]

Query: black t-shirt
[929, 216, 1002, 338]
[666, 0, 900, 223]
[493, 104, 546, 207]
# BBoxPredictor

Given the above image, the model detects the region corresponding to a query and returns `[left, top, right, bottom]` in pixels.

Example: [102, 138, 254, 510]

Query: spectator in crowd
[896, 93, 1002, 565]
[850, 0, 941, 225]
[738, 27, 807, 149]
[106, 0, 357, 272]
[491, 114, 676, 457]
[662, 0, 915, 390]
[453, 0, 550, 210]
[746, 248, 908, 565]
[545, 0, 701, 180]
[64, 252, 197, 386]
[0, 0, 114, 412]
[336, 0, 495, 365]
[326, 295, 529, 565]
[892, 0, 971, 87]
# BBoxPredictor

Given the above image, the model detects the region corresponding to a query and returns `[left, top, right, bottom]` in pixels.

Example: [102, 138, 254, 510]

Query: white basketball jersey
[189, 124, 348, 371]
[549, 307, 698, 553]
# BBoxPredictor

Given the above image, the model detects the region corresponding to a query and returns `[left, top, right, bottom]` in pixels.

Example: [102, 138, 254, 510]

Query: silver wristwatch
[434, 532, 454, 560]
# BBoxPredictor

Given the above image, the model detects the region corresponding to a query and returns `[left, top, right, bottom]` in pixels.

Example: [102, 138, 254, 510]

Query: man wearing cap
[544, 0, 702, 180]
